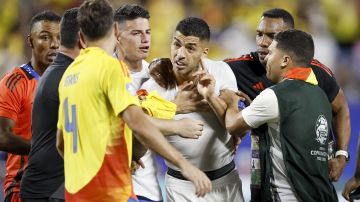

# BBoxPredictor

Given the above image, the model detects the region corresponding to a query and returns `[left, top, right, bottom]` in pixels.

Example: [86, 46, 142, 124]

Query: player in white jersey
[141, 17, 244, 202]
[114, 5, 204, 201]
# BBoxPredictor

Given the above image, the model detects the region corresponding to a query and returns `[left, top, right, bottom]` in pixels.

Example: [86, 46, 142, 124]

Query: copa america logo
[315, 115, 328, 145]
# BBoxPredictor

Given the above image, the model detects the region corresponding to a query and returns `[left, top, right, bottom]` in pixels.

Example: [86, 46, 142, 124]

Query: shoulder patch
[4, 72, 25, 92]
[19, 65, 36, 80]
[315, 115, 328, 145]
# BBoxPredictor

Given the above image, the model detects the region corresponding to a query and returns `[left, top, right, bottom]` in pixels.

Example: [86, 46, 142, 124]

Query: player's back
[58, 47, 136, 201]
[20, 53, 73, 199]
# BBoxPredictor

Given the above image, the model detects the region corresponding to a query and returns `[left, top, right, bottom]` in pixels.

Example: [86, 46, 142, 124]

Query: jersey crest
[315, 115, 328, 145]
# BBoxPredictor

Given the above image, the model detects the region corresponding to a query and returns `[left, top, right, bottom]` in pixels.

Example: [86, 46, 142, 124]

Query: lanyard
[21, 63, 40, 81]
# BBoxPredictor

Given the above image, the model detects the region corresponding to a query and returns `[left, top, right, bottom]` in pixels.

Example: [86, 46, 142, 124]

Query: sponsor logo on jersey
[252, 81, 265, 91]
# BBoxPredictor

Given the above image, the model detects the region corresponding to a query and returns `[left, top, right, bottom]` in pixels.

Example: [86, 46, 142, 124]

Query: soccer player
[114, 4, 151, 90]
[224, 8, 350, 201]
[206, 29, 338, 201]
[56, 0, 211, 201]
[141, 17, 244, 202]
[0, 10, 60, 202]
[20, 8, 81, 202]
[114, 5, 204, 201]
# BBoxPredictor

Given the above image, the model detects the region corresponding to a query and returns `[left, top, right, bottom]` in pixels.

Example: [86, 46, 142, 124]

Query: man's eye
[188, 47, 195, 51]
[41, 35, 49, 40]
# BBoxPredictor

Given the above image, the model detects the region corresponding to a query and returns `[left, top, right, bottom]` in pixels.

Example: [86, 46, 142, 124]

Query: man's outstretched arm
[147, 117, 204, 139]
[329, 88, 351, 181]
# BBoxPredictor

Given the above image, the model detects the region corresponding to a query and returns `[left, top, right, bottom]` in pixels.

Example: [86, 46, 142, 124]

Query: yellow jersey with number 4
[57, 47, 139, 201]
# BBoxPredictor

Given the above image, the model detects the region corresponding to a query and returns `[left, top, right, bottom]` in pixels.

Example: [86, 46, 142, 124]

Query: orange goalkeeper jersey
[0, 64, 39, 195]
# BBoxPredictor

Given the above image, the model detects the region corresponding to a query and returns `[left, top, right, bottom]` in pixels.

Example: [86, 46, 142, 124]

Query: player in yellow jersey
[56, 0, 211, 201]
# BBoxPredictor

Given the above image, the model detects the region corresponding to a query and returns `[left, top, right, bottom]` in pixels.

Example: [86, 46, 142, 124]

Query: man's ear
[281, 55, 291, 69]
[116, 34, 121, 44]
[202, 47, 209, 56]
[79, 32, 87, 49]
[114, 22, 120, 41]
[27, 35, 34, 48]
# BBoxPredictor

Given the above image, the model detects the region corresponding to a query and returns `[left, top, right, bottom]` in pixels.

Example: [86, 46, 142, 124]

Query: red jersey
[0, 64, 39, 195]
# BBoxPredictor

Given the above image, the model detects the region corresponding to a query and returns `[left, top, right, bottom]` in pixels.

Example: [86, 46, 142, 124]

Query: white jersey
[242, 88, 297, 201]
[130, 60, 163, 201]
[130, 60, 150, 90]
[141, 58, 238, 171]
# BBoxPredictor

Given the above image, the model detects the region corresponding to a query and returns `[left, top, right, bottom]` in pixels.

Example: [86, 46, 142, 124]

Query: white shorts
[165, 169, 244, 202]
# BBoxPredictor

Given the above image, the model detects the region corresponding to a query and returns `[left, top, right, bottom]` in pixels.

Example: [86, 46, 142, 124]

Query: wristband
[335, 150, 350, 162]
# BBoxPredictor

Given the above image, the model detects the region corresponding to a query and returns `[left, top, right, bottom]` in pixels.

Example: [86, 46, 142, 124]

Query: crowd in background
[1, 0, 359, 102]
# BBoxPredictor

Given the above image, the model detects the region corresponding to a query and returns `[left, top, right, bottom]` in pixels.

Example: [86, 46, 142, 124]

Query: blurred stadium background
[0, 0, 359, 201]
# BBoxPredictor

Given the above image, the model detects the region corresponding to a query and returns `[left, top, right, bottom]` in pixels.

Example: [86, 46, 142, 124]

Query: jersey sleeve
[0, 72, 24, 121]
[242, 88, 279, 128]
[311, 61, 340, 102]
[102, 60, 140, 116]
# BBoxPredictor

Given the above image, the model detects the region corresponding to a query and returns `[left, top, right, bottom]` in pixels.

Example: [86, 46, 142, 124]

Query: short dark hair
[30, 10, 61, 33]
[60, 8, 79, 49]
[274, 29, 314, 66]
[77, 0, 114, 41]
[262, 8, 295, 28]
[175, 17, 210, 42]
[114, 4, 150, 24]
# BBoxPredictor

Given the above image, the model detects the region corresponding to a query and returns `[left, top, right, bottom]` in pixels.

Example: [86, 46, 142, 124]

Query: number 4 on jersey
[64, 97, 78, 153]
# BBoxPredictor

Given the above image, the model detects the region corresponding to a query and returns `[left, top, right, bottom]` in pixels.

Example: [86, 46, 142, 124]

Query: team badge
[315, 115, 328, 145]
